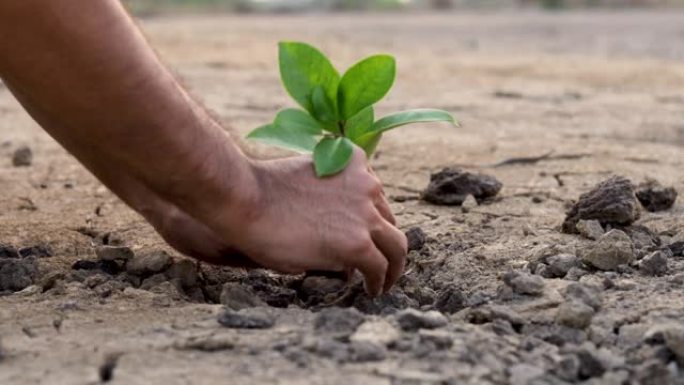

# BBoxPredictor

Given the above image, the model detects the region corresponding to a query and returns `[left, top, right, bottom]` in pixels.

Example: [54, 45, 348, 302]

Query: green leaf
[274, 108, 323, 135]
[353, 132, 382, 157]
[279, 42, 340, 115]
[311, 86, 340, 134]
[247, 123, 319, 154]
[313, 137, 355, 177]
[371, 109, 457, 134]
[338, 55, 396, 120]
[344, 106, 374, 140]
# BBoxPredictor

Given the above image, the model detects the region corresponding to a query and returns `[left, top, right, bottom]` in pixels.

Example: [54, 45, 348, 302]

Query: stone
[576, 220, 605, 240]
[314, 307, 365, 338]
[95, 246, 134, 262]
[564, 283, 602, 311]
[562, 176, 640, 233]
[636, 179, 678, 212]
[422, 168, 502, 206]
[547, 254, 580, 278]
[433, 285, 467, 314]
[348, 341, 387, 362]
[405, 227, 427, 251]
[565, 267, 588, 281]
[298, 275, 346, 301]
[418, 329, 453, 349]
[353, 289, 418, 315]
[217, 308, 274, 329]
[638, 250, 668, 277]
[219, 282, 265, 310]
[461, 194, 478, 212]
[556, 301, 595, 329]
[502, 271, 545, 296]
[396, 309, 447, 331]
[139, 274, 167, 291]
[350, 319, 401, 346]
[0, 257, 38, 292]
[12, 146, 33, 167]
[581, 229, 636, 271]
[164, 259, 199, 288]
[125, 250, 172, 276]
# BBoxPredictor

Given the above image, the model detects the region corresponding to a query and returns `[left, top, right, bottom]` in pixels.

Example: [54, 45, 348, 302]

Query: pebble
[396, 309, 448, 331]
[564, 283, 603, 311]
[353, 289, 417, 315]
[562, 176, 640, 233]
[433, 285, 467, 314]
[217, 308, 275, 329]
[565, 267, 589, 281]
[12, 146, 33, 167]
[422, 167, 502, 206]
[547, 254, 580, 278]
[461, 194, 478, 212]
[635, 179, 678, 212]
[95, 246, 134, 262]
[219, 282, 265, 310]
[576, 220, 605, 241]
[638, 250, 669, 277]
[581, 229, 636, 271]
[502, 271, 545, 296]
[556, 301, 595, 329]
[314, 307, 365, 338]
[125, 251, 172, 276]
[405, 227, 427, 251]
[299, 275, 345, 301]
[351, 319, 401, 346]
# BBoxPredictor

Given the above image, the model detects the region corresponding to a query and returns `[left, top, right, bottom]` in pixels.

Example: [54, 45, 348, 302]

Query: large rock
[562, 176, 640, 233]
[422, 168, 502, 206]
[581, 230, 636, 271]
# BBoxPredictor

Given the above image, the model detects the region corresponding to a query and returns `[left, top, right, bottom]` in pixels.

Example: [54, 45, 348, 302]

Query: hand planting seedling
[247, 42, 458, 177]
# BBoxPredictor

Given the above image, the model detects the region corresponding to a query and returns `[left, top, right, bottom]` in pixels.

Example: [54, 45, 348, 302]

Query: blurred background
[123, 0, 684, 14]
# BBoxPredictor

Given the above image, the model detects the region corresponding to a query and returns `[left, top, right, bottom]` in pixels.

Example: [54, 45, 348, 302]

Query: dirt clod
[0, 244, 19, 258]
[422, 168, 502, 206]
[564, 283, 602, 311]
[96, 246, 134, 262]
[562, 176, 640, 233]
[217, 308, 275, 329]
[502, 271, 545, 296]
[405, 227, 427, 251]
[0, 257, 38, 293]
[433, 285, 468, 314]
[635, 179, 678, 212]
[396, 309, 447, 331]
[126, 250, 172, 276]
[581, 229, 636, 271]
[12, 146, 33, 167]
[219, 282, 265, 310]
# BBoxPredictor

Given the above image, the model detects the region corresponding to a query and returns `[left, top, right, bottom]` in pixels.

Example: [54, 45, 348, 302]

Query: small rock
[556, 301, 595, 329]
[556, 354, 581, 382]
[564, 283, 602, 311]
[547, 254, 580, 278]
[139, 274, 167, 291]
[576, 220, 605, 240]
[353, 289, 417, 315]
[581, 229, 636, 271]
[219, 282, 265, 310]
[299, 275, 346, 301]
[662, 325, 684, 365]
[304, 337, 349, 362]
[422, 168, 502, 206]
[348, 341, 387, 362]
[217, 308, 274, 329]
[18, 244, 52, 258]
[164, 259, 199, 288]
[350, 319, 401, 346]
[638, 250, 669, 277]
[0, 257, 38, 292]
[314, 307, 365, 338]
[565, 267, 588, 281]
[405, 227, 427, 251]
[174, 335, 235, 352]
[461, 194, 478, 212]
[433, 285, 467, 314]
[12, 146, 33, 167]
[636, 179, 678, 212]
[418, 329, 453, 349]
[95, 246, 134, 262]
[502, 271, 545, 296]
[395, 309, 447, 331]
[562, 176, 640, 233]
[126, 250, 171, 276]
[0, 244, 19, 258]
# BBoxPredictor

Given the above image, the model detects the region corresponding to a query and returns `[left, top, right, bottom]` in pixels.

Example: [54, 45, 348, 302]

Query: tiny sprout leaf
[354, 132, 382, 157]
[247, 123, 319, 154]
[279, 42, 340, 115]
[313, 137, 355, 177]
[311, 86, 340, 134]
[344, 106, 374, 140]
[338, 55, 396, 120]
[371, 109, 457, 134]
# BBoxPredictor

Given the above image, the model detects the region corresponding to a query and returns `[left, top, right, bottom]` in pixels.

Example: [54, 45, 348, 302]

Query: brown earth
[1, 10, 684, 385]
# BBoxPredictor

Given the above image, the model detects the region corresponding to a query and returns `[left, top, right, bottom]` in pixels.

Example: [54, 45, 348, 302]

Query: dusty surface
[1, 10, 684, 385]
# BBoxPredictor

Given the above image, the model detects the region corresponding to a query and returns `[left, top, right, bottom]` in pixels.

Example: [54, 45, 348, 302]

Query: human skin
[0, 1, 407, 295]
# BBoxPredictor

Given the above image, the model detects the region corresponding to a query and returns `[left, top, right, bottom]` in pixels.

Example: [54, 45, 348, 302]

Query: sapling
[247, 41, 458, 177]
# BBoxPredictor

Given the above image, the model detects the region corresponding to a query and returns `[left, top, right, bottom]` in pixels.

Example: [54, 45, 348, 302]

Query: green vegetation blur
[123, 0, 684, 14]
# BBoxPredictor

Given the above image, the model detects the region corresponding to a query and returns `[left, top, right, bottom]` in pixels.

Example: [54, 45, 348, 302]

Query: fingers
[371, 218, 408, 293]
[374, 194, 396, 225]
[350, 243, 388, 297]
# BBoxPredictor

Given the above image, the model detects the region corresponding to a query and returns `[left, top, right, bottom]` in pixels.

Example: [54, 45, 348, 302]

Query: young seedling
[247, 41, 458, 177]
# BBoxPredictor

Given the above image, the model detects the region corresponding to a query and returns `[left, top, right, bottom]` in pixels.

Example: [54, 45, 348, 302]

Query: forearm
[0, 0, 254, 220]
